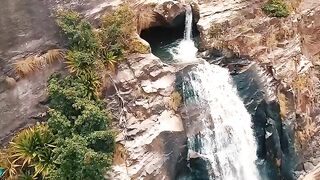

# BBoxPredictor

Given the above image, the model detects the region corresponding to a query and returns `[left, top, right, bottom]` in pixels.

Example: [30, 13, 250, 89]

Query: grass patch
[262, 0, 290, 18]
[13, 49, 64, 77]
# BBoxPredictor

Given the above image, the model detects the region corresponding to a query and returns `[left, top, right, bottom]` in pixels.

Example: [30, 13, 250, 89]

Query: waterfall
[184, 5, 193, 40]
[171, 5, 197, 62]
[185, 64, 260, 180]
[174, 5, 260, 180]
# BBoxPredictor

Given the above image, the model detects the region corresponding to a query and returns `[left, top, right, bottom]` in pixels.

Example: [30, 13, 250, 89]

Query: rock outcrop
[195, 0, 320, 178]
[2, 0, 320, 179]
[0, 0, 189, 179]
[0, 0, 186, 139]
[105, 53, 186, 179]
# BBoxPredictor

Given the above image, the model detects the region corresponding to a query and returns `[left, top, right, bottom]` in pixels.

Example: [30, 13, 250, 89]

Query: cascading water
[171, 5, 198, 62]
[175, 5, 260, 180]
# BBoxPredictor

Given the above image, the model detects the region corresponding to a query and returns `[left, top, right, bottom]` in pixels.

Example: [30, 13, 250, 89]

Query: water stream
[174, 6, 260, 180]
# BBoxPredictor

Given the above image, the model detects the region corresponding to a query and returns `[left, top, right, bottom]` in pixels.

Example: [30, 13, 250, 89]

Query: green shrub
[99, 4, 135, 50]
[47, 74, 114, 180]
[56, 10, 98, 52]
[87, 131, 115, 153]
[97, 4, 136, 64]
[49, 135, 112, 180]
[48, 74, 91, 117]
[47, 110, 72, 139]
[262, 0, 290, 17]
[73, 101, 109, 135]
[66, 51, 96, 76]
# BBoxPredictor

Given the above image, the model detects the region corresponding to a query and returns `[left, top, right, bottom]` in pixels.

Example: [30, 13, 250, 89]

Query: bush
[56, 8, 137, 95]
[100, 4, 135, 49]
[48, 74, 91, 117]
[49, 136, 112, 180]
[46, 74, 114, 180]
[87, 131, 115, 153]
[262, 0, 290, 17]
[56, 10, 98, 52]
[73, 101, 109, 135]
[66, 51, 95, 76]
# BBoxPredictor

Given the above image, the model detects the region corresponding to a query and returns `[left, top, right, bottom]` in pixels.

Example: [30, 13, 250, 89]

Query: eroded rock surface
[196, 0, 320, 178]
[105, 53, 186, 179]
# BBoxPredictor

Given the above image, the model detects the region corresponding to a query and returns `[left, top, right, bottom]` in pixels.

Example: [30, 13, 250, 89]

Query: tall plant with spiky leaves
[0, 124, 55, 179]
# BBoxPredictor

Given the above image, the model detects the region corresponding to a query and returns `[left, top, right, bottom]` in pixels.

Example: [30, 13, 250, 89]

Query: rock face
[105, 53, 186, 179]
[0, 0, 189, 179]
[196, 0, 320, 178]
[0, 0, 63, 144]
[2, 0, 320, 179]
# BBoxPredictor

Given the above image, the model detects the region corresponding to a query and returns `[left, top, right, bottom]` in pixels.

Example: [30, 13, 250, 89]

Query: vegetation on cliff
[0, 4, 143, 179]
[262, 0, 290, 17]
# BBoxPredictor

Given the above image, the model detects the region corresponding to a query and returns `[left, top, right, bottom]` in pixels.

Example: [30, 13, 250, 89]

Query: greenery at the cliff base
[262, 0, 290, 18]
[0, 5, 140, 180]
[0, 76, 115, 179]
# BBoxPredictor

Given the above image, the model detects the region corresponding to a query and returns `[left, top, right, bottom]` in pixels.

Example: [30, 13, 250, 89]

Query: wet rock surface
[196, 0, 320, 178]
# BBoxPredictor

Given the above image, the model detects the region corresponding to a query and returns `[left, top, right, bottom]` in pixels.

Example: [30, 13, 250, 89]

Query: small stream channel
[140, 9, 296, 180]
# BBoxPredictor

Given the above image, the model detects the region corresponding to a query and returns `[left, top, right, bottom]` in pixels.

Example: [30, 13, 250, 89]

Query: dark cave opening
[140, 12, 199, 62]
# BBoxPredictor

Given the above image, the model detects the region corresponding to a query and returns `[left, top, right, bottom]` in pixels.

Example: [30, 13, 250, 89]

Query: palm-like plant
[66, 50, 95, 76]
[0, 149, 20, 179]
[19, 170, 37, 180]
[8, 124, 55, 178]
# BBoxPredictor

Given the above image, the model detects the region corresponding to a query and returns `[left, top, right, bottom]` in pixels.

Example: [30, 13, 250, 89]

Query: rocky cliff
[1, 0, 320, 179]
[196, 0, 320, 178]
[0, 0, 189, 179]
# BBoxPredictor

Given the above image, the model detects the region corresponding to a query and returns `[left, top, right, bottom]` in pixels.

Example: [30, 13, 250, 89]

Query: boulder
[106, 53, 186, 179]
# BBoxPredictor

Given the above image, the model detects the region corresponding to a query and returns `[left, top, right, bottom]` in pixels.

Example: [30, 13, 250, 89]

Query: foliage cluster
[0, 6, 140, 180]
[46, 75, 115, 180]
[56, 5, 139, 96]
[262, 0, 290, 18]
[56, 10, 102, 97]
[0, 124, 55, 179]
[0, 75, 115, 179]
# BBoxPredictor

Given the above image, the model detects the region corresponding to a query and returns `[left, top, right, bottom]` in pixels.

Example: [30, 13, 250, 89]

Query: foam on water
[174, 5, 260, 180]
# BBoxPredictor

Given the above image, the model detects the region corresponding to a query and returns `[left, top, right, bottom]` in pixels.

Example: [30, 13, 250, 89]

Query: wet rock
[304, 162, 315, 172]
[196, 0, 320, 178]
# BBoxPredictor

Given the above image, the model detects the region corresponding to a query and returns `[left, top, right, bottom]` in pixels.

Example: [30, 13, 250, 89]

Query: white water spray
[184, 5, 193, 41]
[174, 5, 260, 180]
[171, 5, 198, 62]
[186, 64, 260, 180]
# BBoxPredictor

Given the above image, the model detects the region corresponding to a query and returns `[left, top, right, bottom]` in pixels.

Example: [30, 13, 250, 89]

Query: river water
[172, 6, 260, 180]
